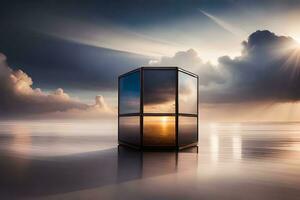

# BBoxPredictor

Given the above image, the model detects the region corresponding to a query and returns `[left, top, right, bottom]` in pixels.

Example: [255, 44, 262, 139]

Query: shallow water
[0, 120, 300, 199]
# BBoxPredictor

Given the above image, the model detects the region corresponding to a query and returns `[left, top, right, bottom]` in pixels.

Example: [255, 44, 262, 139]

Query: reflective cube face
[179, 72, 198, 114]
[178, 116, 198, 146]
[119, 117, 140, 145]
[119, 71, 140, 114]
[143, 69, 176, 113]
[143, 116, 176, 146]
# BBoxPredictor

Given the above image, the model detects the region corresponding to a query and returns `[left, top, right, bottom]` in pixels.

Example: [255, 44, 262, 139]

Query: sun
[160, 116, 168, 124]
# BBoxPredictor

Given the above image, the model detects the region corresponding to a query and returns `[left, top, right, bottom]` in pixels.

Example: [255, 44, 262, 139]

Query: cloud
[152, 31, 300, 104]
[43, 95, 115, 119]
[208, 30, 300, 103]
[149, 49, 225, 86]
[2, 30, 299, 120]
[0, 53, 114, 119]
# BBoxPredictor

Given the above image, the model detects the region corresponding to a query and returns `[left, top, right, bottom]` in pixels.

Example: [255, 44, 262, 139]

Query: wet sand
[0, 121, 300, 199]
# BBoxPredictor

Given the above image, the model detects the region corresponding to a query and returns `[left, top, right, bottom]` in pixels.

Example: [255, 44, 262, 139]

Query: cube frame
[118, 67, 199, 150]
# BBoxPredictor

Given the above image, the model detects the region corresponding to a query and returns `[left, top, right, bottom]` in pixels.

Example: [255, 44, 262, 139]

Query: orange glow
[143, 116, 175, 146]
[160, 116, 168, 127]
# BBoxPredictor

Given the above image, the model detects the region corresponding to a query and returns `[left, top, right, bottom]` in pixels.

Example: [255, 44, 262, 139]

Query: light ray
[281, 45, 300, 81]
[199, 9, 246, 38]
[33, 17, 185, 58]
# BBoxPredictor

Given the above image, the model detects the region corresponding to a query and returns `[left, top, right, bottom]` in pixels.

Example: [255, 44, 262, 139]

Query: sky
[1, 0, 300, 121]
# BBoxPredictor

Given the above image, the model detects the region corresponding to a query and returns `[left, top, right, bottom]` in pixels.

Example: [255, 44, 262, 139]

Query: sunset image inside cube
[118, 67, 198, 150]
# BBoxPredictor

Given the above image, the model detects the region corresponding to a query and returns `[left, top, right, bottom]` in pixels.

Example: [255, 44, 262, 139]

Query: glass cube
[118, 67, 198, 150]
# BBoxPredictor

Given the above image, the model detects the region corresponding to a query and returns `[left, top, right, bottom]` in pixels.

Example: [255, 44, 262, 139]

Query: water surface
[0, 120, 300, 199]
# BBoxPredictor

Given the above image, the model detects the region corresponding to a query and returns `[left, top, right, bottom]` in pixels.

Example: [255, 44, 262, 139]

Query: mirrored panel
[143, 70, 176, 113]
[119, 71, 140, 114]
[178, 116, 198, 146]
[143, 116, 175, 146]
[119, 116, 140, 145]
[179, 72, 197, 114]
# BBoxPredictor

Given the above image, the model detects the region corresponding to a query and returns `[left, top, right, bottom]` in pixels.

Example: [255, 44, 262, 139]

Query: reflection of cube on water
[118, 67, 198, 150]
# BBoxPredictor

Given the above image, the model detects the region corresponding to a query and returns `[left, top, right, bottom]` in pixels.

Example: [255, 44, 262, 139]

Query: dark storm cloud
[0, 0, 152, 92]
[204, 30, 300, 103]
[0, 30, 149, 91]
